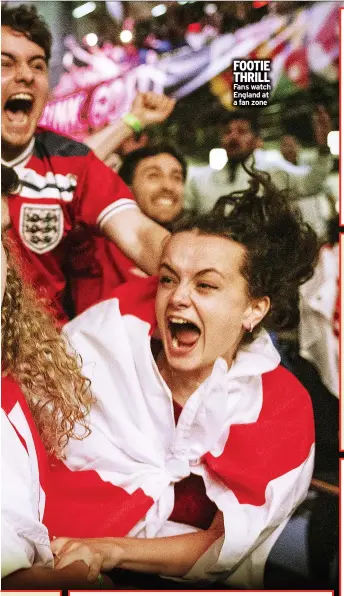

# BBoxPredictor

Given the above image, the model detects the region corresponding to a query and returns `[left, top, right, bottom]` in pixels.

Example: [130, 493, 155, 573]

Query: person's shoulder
[1, 375, 18, 391]
[262, 364, 313, 419]
[1, 376, 27, 414]
[263, 364, 310, 396]
[35, 127, 91, 158]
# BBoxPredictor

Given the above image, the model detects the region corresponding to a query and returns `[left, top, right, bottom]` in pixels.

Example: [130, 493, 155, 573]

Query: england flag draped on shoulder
[44, 276, 315, 588]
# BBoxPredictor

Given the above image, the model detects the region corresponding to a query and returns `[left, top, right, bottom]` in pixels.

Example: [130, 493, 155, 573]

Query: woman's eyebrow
[159, 262, 177, 275]
[196, 268, 225, 278]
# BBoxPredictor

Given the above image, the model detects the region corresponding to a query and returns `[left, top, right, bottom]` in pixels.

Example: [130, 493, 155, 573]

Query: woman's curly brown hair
[173, 167, 319, 335]
[2, 241, 94, 458]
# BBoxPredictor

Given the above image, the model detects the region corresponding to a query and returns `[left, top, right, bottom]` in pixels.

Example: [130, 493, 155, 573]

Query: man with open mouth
[1, 3, 172, 324]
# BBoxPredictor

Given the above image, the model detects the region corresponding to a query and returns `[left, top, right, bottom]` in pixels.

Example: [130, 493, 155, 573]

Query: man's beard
[226, 152, 256, 182]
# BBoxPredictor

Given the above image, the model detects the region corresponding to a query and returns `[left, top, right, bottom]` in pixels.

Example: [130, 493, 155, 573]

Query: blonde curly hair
[1, 240, 94, 458]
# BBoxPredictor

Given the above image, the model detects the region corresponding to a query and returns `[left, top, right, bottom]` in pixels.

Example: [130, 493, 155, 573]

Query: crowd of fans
[1, 2, 339, 592]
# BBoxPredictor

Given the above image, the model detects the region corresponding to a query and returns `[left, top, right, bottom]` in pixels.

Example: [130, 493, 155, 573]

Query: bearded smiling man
[118, 145, 186, 228]
[1, 3, 172, 324]
[69, 144, 188, 315]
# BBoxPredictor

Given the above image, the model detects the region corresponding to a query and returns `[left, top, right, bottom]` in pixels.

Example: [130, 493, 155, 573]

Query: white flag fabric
[299, 243, 339, 398]
[42, 277, 315, 587]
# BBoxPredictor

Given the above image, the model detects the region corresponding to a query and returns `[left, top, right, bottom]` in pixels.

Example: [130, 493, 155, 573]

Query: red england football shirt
[6, 128, 136, 323]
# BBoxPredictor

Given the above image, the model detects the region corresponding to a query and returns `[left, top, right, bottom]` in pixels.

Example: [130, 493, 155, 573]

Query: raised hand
[131, 92, 176, 128]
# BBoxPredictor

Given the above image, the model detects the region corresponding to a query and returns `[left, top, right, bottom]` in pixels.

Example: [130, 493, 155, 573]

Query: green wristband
[97, 572, 104, 589]
[122, 112, 143, 134]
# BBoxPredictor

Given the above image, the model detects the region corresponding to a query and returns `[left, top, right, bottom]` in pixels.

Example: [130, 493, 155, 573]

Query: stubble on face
[132, 154, 184, 225]
[221, 119, 258, 163]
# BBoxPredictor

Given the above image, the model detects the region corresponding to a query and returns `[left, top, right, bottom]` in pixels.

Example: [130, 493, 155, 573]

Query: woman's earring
[249, 322, 253, 333]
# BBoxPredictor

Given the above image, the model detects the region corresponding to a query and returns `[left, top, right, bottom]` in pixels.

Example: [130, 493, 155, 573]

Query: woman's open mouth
[4, 93, 34, 126]
[167, 316, 201, 353]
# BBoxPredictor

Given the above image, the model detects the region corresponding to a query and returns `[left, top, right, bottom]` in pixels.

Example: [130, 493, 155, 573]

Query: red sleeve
[73, 151, 137, 229]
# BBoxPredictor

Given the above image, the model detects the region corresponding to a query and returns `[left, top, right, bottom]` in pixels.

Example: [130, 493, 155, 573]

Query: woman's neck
[157, 351, 216, 407]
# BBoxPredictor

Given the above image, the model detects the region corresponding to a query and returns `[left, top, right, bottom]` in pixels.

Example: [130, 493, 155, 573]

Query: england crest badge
[19, 203, 64, 254]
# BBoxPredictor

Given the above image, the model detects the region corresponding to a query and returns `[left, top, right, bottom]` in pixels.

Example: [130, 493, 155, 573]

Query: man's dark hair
[1, 165, 20, 197]
[1, 3, 52, 61]
[172, 168, 318, 335]
[218, 109, 260, 136]
[118, 144, 187, 185]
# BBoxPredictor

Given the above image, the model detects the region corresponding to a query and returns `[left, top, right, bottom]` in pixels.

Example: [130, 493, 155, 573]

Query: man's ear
[243, 296, 270, 331]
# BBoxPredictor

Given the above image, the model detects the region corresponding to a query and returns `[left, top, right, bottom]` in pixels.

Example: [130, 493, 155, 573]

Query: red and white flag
[41, 277, 314, 587]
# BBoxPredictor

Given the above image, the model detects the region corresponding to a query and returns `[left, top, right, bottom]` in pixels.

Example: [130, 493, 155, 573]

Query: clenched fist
[131, 92, 176, 128]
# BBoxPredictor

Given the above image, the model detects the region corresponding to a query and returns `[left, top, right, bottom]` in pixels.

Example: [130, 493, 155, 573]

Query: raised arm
[102, 207, 170, 275]
[86, 92, 175, 162]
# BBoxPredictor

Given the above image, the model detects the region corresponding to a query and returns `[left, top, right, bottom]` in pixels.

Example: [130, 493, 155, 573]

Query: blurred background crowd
[36, 1, 340, 233]
[40, 1, 339, 164]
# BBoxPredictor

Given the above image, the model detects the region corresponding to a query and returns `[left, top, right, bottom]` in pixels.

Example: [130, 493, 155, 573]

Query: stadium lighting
[85, 33, 98, 47]
[120, 30, 133, 43]
[327, 131, 339, 156]
[204, 3, 217, 15]
[209, 148, 228, 170]
[151, 4, 167, 17]
[72, 2, 96, 19]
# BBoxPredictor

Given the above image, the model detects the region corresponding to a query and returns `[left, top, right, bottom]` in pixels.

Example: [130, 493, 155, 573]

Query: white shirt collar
[1, 137, 35, 169]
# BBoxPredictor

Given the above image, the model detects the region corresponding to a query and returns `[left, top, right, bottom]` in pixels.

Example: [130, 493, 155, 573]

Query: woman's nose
[170, 284, 191, 307]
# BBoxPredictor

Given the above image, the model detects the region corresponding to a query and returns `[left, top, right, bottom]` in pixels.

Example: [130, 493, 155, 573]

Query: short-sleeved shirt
[5, 128, 137, 322]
